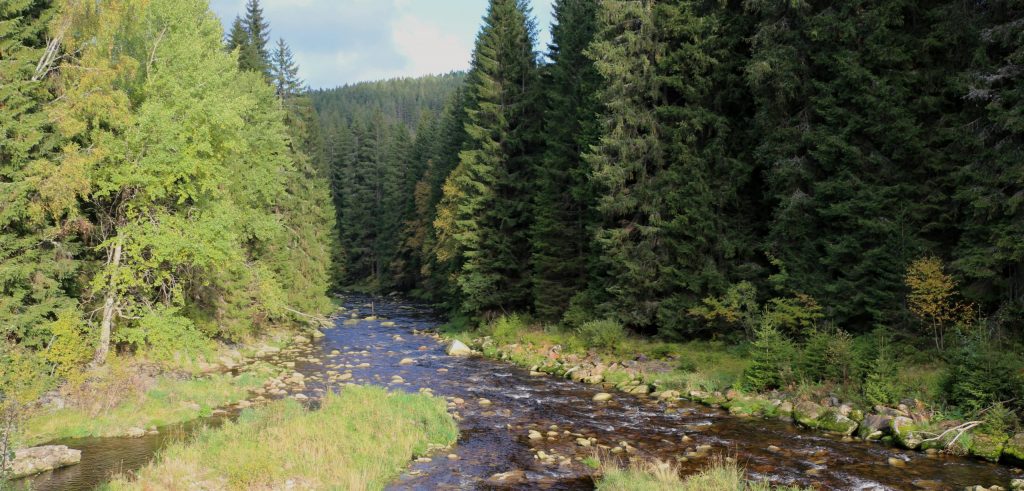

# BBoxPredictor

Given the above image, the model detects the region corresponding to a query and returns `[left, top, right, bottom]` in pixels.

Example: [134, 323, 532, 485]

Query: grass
[105, 385, 458, 490]
[596, 458, 811, 491]
[22, 367, 271, 445]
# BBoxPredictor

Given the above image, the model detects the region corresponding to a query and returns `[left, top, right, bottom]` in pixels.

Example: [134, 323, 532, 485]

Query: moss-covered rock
[793, 401, 825, 429]
[816, 410, 859, 436]
[1003, 433, 1024, 463]
[890, 416, 928, 450]
[968, 431, 1008, 462]
[858, 414, 891, 440]
[699, 392, 727, 406]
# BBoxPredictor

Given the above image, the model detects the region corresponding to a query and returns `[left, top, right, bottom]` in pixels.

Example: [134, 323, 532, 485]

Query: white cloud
[391, 14, 473, 77]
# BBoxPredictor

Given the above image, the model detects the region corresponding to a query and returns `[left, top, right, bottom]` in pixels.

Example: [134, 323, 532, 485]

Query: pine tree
[529, 0, 602, 321]
[239, 0, 270, 75]
[226, 16, 248, 53]
[0, 0, 78, 349]
[584, 0, 664, 330]
[271, 38, 303, 98]
[437, 0, 541, 317]
[956, 0, 1024, 321]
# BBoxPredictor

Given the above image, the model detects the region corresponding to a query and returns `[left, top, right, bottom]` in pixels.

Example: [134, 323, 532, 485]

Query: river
[19, 295, 1014, 490]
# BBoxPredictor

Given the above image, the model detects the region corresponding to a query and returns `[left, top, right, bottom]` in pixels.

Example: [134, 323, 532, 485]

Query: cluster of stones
[458, 335, 1024, 472]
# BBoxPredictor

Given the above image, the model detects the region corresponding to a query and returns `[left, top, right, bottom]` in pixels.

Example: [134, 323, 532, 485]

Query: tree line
[322, 0, 1022, 359]
[1, 0, 337, 405]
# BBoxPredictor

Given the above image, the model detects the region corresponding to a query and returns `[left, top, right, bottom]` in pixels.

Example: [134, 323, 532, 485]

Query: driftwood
[920, 420, 984, 449]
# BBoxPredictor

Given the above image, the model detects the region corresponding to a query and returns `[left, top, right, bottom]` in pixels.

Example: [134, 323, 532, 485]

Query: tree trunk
[92, 239, 122, 367]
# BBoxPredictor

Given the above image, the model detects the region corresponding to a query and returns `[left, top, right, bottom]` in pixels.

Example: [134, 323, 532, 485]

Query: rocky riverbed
[17, 295, 1020, 490]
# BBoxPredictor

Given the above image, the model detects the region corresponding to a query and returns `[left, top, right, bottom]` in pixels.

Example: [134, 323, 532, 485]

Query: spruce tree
[270, 38, 303, 98]
[529, 0, 602, 321]
[957, 0, 1024, 320]
[226, 16, 249, 53]
[438, 0, 540, 317]
[0, 0, 78, 348]
[239, 0, 270, 75]
[584, 0, 665, 330]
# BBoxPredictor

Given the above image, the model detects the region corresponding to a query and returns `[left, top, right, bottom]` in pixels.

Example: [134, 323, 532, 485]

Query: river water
[19, 295, 1015, 490]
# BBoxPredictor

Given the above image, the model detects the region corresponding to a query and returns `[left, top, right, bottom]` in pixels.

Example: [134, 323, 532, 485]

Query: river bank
[434, 316, 1024, 482]
[13, 296, 1018, 490]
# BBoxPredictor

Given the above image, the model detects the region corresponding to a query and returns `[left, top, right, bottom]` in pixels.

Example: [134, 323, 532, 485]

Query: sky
[209, 0, 555, 89]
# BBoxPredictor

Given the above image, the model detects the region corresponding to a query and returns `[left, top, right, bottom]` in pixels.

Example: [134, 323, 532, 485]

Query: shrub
[115, 306, 211, 363]
[743, 320, 795, 392]
[44, 309, 93, 380]
[562, 289, 602, 329]
[577, 319, 627, 350]
[943, 331, 1024, 414]
[488, 314, 528, 345]
[798, 327, 855, 385]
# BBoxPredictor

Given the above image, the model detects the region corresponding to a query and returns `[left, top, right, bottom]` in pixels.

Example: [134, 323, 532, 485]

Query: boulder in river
[858, 413, 892, 440]
[890, 416, 928, 450]
[968, 431, 1007, 462]
[125, 427, 146, 438]
[1002, 433, 1024, 463]
[593, 392, 613, 402]
[7, 445, 81, 478]
[446, 340, 474, 357]
[793, 401, 824, 429]
[487, 470, 528, 485]
[399, 357, 415, 366]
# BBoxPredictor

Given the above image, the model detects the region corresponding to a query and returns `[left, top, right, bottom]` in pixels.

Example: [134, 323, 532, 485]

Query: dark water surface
[19, 295, 1015, 490]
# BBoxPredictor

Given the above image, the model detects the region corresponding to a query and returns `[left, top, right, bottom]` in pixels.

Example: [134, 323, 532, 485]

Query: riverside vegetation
[2, 0, 1023, 488]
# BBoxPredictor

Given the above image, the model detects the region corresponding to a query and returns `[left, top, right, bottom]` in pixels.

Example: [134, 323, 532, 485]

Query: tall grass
[597, 458, 810, 491]
[22, 371, 265, 445]
[106, 385, 458, 490]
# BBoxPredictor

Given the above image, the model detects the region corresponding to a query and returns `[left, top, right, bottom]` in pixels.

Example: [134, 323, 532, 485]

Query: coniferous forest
[2, 0, 1024, 488]
[317, 0, 1024, 416]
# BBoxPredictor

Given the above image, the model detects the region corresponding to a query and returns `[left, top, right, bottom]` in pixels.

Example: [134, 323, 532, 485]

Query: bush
[577, 319, 627, 351]
[114, 307, 211, 363]
[798, 327, 854, 384]
[488, 314, 528, 345]
[743, 320, 795, 392]
[943, 331, 1024, 414]
[44, 309, 93, 380]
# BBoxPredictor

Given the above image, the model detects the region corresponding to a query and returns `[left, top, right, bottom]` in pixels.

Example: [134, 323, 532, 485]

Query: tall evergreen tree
[0, 0, 79, 349]
[225, 15, 248, 53]
[529, 0, 602, 321]
[239, 0, 270, 75]
[435, 0, 541, 317]
[270, 37, 303, 98]
[957, 0, 1024, 323]
[584, 0, 665, 330]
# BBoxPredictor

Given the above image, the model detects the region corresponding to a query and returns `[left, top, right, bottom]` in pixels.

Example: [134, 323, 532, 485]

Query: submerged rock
[7, 445, 82, 478]
[446, 340, 474, 357]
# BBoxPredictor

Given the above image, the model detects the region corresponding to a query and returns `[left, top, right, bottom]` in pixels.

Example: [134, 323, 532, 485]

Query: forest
[1, 0, 1023, 488]
[318, 0, 1024, 437]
